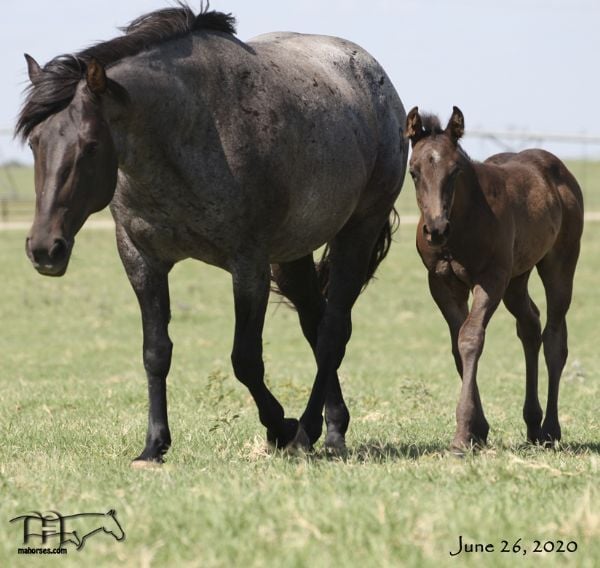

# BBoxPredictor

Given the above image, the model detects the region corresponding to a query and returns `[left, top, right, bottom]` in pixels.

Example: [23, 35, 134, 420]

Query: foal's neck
[450, 155, 482, 226]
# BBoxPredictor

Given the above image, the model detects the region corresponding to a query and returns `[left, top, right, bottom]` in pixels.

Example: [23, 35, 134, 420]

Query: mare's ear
[24, 54, 42, 84]
[405, 106, 424, 146]
[86, 58, 107, 95]
[445, 106, 464, 143]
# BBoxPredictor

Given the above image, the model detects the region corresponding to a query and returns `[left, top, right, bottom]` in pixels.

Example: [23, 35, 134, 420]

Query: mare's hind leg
[502, 271, 543, 442]
[298, 216, 387, 447]
[117, 228, 173, 464]
[230, 257, 308, 450]
[272, 255, 350, 451]
[536, 246, 580, 445]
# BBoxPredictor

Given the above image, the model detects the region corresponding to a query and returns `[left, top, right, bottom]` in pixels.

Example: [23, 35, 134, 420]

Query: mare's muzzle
[26, 233, 73, 277]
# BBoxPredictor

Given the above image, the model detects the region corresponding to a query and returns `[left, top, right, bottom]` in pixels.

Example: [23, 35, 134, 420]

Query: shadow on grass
[558, 441, 600, 455]
[350, 441, 449, 462]
[304, 440, 450, 463]
[493, 440, 600, 455]
[298, 439, 600, 464]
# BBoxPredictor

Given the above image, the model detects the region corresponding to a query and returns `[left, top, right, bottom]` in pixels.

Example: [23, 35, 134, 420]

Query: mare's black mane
[16, 3, 236, 140]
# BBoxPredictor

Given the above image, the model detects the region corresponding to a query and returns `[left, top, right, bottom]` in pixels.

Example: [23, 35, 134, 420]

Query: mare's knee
[143, 338, 173, 377]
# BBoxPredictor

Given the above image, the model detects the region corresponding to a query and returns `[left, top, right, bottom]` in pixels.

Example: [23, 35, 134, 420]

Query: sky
[1, 0, 599, 164]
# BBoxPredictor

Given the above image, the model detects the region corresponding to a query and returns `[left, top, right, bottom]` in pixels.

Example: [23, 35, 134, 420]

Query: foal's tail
[316, 207, 399, 296]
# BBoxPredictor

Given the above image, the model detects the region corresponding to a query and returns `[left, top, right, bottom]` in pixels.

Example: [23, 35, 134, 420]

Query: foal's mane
[419, 112, 472, 162]
[420, 114, 444, 137]
[16, 3, 236, 140]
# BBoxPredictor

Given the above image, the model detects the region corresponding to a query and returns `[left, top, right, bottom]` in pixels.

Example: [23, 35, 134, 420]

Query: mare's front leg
[453, 277, 505, 451]
[116, 227, 173, 464]
[230, 258, 308, 450]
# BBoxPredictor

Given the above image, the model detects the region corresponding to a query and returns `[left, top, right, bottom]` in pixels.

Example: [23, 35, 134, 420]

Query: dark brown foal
[405, 106, 583, 451]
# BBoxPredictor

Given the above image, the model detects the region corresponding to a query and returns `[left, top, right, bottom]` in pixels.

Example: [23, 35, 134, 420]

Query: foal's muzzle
[423, 220, 451, 247]
[26, 235, 73, 277]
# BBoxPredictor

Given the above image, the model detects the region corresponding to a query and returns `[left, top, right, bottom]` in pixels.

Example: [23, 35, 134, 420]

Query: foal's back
[483, 149, 583, 276]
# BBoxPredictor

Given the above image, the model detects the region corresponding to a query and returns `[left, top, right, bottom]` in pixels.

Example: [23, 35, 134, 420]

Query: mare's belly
[268, 189, 361, 262]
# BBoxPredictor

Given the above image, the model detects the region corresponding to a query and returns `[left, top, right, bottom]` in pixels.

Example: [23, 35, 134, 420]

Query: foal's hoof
[267, 418, 311, 453]
[324, 432, 347, 457]
[450, 435, 487, 456]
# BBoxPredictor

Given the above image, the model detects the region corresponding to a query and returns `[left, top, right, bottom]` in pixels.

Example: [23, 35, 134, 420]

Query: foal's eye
[410, 170, 419, 182]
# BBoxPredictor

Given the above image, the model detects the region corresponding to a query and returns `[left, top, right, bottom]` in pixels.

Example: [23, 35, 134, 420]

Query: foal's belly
[511, 204, 562, 276]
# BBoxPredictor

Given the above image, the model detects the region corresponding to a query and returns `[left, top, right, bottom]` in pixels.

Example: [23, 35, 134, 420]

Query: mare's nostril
[49, 238, 68, 262]
[423, 224, 430, 236]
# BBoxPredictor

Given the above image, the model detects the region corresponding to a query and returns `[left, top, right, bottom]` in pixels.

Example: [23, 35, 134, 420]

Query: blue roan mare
[406, 107, 583, 452]
[18, 6, 407, 464]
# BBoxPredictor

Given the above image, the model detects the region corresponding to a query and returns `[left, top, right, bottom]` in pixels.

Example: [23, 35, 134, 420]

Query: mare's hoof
[267, 419, 312, 454]
[267, 418, 306, 449]
[131, 458, 163, 470]
[324, 432, 347, 457]
[537, 425, 561, 448]
[527, 428, 542, 444]
[285, 424, 311, 455]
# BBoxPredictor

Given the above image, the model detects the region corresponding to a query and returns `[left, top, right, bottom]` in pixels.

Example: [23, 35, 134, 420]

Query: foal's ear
[446, 106, 465, 143]
[24, 54, 43, 84]
[86, 58, 107, 95]
[405, 106, 424, 145]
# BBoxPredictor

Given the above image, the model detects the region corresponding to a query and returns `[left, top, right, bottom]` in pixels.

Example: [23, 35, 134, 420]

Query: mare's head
[405, 106, 466, 247]
[18, 56, 121, 276]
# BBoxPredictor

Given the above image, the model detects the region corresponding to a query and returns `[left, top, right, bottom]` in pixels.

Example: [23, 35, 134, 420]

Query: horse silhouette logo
[10, 509, 125, 551]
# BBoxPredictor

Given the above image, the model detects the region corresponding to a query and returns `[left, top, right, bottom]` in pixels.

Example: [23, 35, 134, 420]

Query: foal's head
[405, 106, 466, 247]
[19, 56, 121, 276]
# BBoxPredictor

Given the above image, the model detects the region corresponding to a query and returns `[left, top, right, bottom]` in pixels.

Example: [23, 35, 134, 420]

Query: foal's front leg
[117, 228, 173, 464]
[453, 279, 504, 450]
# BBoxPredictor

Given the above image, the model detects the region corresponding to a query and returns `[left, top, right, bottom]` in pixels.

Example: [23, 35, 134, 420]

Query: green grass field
[0, 214, 598, 566]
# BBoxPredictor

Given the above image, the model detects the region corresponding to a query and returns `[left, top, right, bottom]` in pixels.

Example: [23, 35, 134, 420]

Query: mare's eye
[83, 142, 98, 156]
[28, 141, 33, 150]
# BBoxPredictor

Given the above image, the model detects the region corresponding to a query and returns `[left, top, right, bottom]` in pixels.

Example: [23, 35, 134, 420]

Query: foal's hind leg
[502, 271, 543, 442]
[272, 255, 350, 451]
[536, 248, 579, 445]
